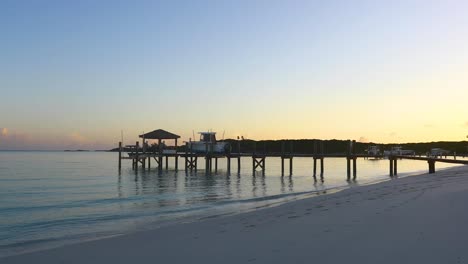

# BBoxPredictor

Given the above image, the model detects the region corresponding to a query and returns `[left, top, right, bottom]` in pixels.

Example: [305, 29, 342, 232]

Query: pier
[118, 129, 468, 179]
[389, 155, 468, 176]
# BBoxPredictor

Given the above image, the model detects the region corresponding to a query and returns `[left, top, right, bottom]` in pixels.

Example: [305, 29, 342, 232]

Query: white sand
[4, 166, 468, 263]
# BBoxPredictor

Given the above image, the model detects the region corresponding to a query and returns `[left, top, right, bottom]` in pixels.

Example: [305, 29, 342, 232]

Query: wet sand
[3, 166, 468, 263]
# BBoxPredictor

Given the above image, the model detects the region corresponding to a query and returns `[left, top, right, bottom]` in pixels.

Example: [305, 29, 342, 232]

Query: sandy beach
[3, 165, 468, 264]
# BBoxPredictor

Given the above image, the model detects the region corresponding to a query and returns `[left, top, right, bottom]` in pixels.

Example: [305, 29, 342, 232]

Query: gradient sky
[1, 0, 468, 150]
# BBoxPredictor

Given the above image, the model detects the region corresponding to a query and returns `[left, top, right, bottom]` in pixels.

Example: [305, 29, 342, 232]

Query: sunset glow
[1, 1, 468, 149]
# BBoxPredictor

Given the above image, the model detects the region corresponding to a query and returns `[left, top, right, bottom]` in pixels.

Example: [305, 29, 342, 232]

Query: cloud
[68, 132, 88, 144]
[358, 136, 369, 143]
[0, 128, 33, 149]
[0, 128, 112, 150]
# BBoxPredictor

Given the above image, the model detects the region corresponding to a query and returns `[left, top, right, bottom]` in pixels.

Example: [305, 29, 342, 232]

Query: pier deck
[117, 139, 467, 180]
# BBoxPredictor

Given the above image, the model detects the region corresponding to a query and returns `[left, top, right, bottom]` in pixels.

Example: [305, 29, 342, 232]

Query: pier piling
[320, 140, 324, 179]
[389, 157, 394, 176]
[352, 140, 357, 180]
[135, 141, 140, 170]
[428, 160, 436, 173]
[394, 158, 398, 175]
[118, 142, 122, 170]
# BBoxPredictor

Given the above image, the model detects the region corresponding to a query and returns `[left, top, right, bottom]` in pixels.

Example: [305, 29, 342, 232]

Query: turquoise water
[0, 151, 464, 257]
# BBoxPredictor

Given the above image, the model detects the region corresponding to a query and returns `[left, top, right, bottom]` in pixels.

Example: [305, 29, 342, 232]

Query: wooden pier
[118, 130, 468, 179]
[390, 155, 468, 175]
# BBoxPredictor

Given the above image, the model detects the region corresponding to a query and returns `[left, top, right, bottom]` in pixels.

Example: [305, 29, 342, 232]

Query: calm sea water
[0, 151, 464, 257]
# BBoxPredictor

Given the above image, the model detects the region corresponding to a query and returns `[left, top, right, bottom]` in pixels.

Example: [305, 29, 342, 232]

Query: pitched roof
[139, 129, 180, 139]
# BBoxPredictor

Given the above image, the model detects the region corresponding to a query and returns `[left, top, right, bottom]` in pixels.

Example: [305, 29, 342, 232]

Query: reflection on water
[0, 151, 466, 257]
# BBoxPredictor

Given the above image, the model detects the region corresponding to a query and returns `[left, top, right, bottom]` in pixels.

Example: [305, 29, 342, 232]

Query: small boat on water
[383, 146, 415, 156]
[429, 148, 450, 157]
[188, 132, 230, 154]
[367, 145, 381, 156]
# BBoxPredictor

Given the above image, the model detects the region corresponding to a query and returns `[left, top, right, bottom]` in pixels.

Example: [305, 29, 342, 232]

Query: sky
[1, 0, 468, 150]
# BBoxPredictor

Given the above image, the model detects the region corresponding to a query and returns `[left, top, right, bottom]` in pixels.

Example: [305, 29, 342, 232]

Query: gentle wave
[0, 152, 464, 258]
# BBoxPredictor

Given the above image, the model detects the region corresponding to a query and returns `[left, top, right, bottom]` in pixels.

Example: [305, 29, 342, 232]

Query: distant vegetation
[220, 139, 468, 155]
[109, 139, 468, 155]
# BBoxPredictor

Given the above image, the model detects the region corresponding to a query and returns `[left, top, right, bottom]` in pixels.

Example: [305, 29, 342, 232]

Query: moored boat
[187, 132, 230, 154]
[383, 146, 415, 156]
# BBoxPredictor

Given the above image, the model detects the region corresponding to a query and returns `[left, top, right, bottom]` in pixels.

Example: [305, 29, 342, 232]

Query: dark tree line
[110, 139, 468, 155]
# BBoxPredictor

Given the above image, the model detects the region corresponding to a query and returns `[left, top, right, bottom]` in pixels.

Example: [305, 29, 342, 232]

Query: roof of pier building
[139, 129, 180, 140]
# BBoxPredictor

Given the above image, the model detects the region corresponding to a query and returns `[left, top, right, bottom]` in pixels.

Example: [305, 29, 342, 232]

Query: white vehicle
[187, 132, 230, 154]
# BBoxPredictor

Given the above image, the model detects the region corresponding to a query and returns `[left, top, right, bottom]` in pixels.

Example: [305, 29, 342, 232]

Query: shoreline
[0, 162, 425, 258]
[3, 165, 468, 263]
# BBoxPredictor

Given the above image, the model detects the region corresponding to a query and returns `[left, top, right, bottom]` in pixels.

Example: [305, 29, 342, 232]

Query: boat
[429, 148, 450, 157]
[187, 132, 230, 154]
[383, 146, 415, 156]
[367, 145, 381, 156]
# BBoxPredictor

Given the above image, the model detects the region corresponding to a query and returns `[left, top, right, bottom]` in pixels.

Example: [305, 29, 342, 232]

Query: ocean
[0, 151, 464, 257]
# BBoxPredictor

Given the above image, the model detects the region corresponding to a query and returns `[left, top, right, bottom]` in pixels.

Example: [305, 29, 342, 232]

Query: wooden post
[347, 158, 351, 180]
[393, 158, 398, 175]
[313, 140, 317, 178]
[320, 140, 324, 178]
[148, 154, 151, 169]
[175, 138, 178, 171]
[184, 142, 188, 171]
[252, 157, 255, 175]
[352, 140, 357, 179]
[158, 139, 162, 171]
[262, 157, 265, 172]
[320, 158, 324, 179]
[428, 160, 435, 173]
[165, 156, 169, 170]
[281, 141, 285, 176]
[289, 157, 293, 176]
[346, 140, 351, 180]
[313, 158, 317, 178]
[135, 141, 140, 170]
[227, 156, 231, 173]
[118, 142, 122, 170]
[289, 141, 293, 175]
[191, 141, 195, 171]
[281, 158, 284, 176]
[209, 157, 212, 172]
[215, 157, 218, 172]
[252, 141, 256, 174]
[237, 156, 241, 172]
[389, 157, 394, 176]
[353, 157, 357, 179]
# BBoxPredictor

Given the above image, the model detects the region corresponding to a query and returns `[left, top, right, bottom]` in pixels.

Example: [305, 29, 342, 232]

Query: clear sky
[1, 0, 468, 150]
